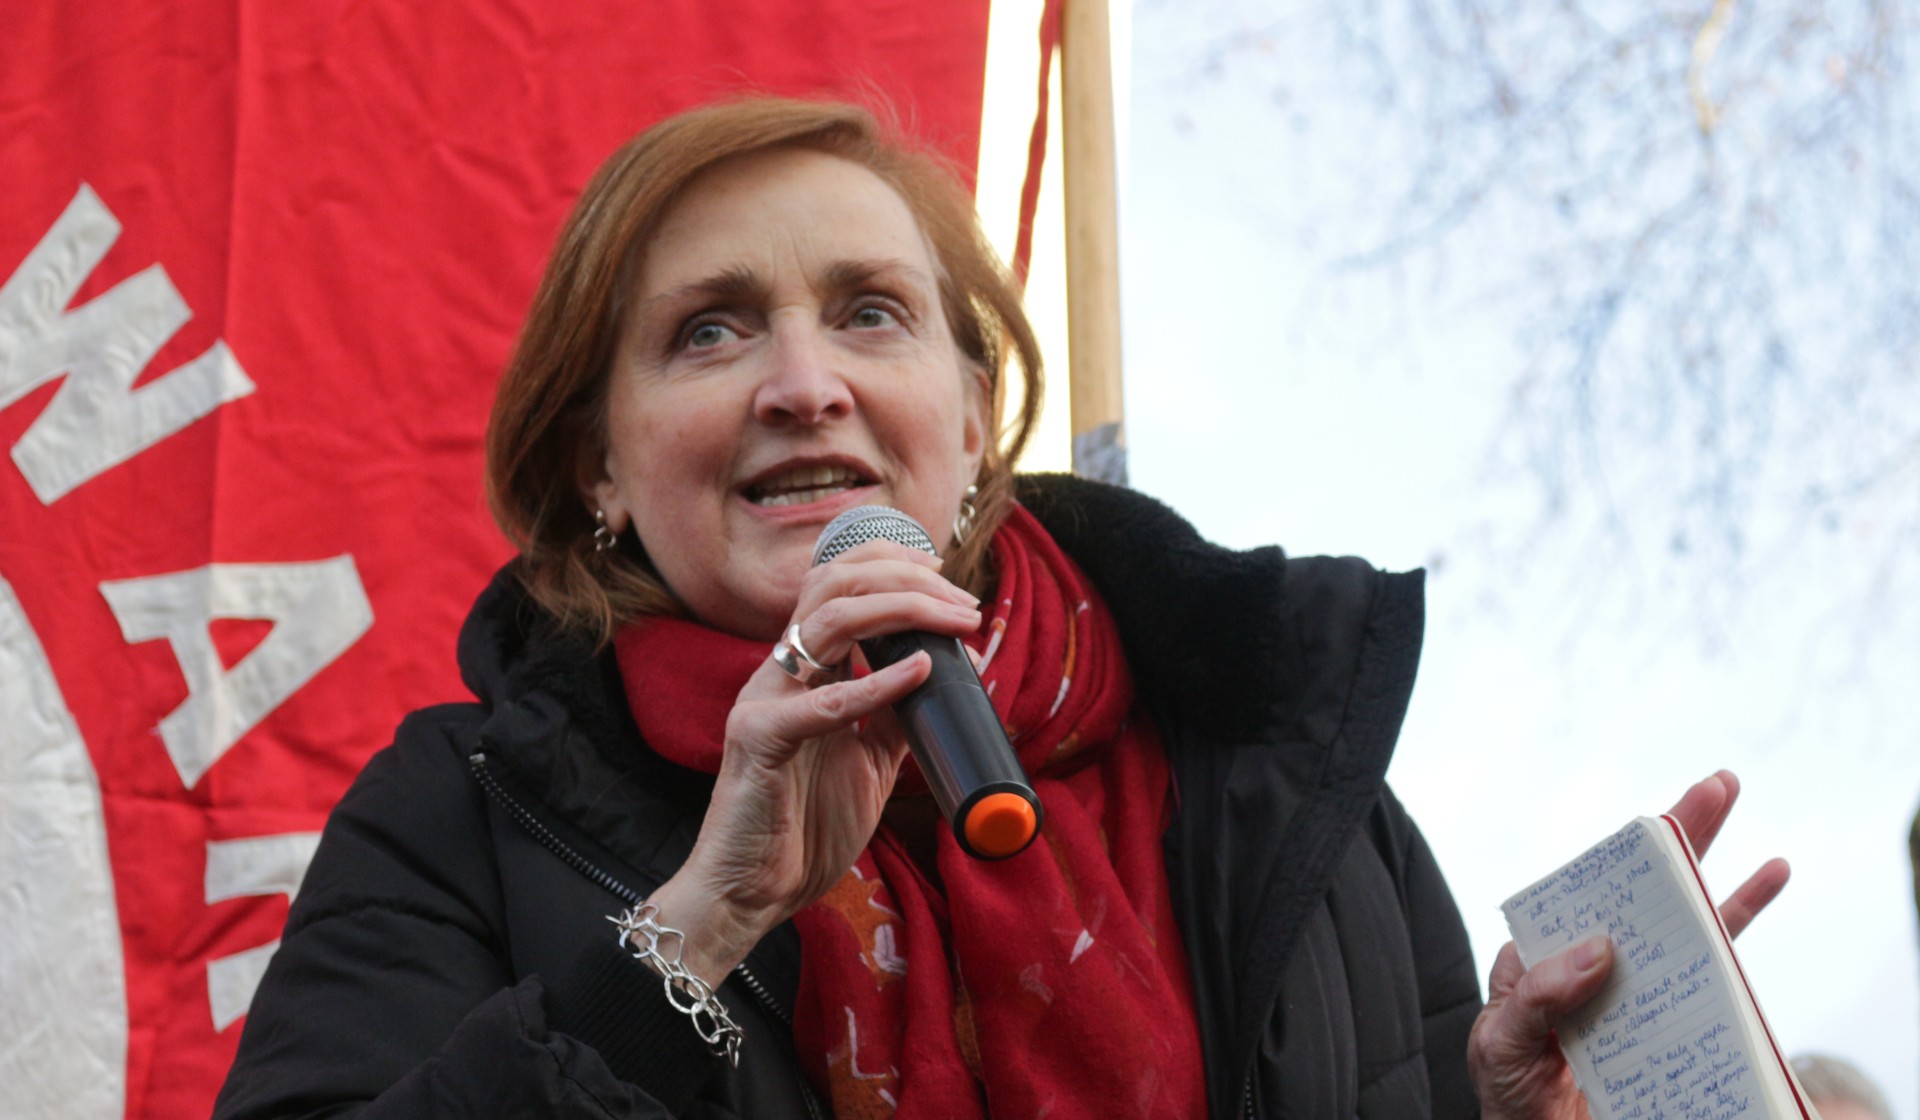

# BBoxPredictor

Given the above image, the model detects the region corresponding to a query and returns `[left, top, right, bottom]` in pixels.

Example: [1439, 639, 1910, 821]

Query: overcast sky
[1115, 2, 1920, 1115]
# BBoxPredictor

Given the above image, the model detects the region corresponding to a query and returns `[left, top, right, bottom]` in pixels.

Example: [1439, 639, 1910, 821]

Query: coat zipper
[469, 751, 823, 1120]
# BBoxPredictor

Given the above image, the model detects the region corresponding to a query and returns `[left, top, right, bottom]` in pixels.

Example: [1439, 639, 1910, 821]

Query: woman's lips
[741, 462, 875, 508]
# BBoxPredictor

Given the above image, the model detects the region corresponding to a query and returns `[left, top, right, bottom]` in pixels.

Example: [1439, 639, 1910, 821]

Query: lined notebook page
[1501, 817, 1772, 1120]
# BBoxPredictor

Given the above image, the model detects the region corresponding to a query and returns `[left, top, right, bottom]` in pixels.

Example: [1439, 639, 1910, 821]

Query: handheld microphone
[812, 506, 1042, 860]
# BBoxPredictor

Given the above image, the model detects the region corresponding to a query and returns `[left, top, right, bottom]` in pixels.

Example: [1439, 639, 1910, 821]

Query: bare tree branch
[1147, 0, 1920, 656]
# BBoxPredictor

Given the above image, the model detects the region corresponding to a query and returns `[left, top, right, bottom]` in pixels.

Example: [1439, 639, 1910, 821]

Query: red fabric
[1012, 0, 1064, 285]
[0, 5, 991, 1117]
[616, 507, 1208, 1119]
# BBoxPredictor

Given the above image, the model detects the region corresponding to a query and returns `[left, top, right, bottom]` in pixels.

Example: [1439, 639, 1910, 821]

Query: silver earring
[593, 509, 618, 553]
[952, 484, 979, 546]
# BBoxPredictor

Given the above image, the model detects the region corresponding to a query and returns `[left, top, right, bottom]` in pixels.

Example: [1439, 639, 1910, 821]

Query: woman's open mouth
[742, 463, 875, 508]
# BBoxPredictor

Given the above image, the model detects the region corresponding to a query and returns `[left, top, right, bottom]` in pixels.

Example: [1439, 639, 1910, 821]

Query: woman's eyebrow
[634, 260, 935, 319]
[819, 259, 935, 295]
[635, 265, 765, 316]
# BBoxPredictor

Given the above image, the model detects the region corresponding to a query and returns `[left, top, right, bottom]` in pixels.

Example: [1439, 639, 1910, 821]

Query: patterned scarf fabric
[615, 505, 1207, 1118]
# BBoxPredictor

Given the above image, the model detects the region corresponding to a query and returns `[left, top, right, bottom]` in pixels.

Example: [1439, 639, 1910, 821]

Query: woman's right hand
[644, 538, 982, 986]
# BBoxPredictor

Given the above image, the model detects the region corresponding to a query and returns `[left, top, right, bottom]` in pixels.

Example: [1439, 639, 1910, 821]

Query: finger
[793, 593, 981, 667]
[1470, 937, 1606, 1117]
[792, 561, 978, 640]
[854, 702, 913, 765]
[738, 651, 933, 749]
[800, 551, 975, 604]
[1490, 936, 1613, 1050]
[1665, 770, 1738, 857]
[822, 538, 947, 571]
[1717, 857, 1790, 939]
[1486, 941, 1527, 1003]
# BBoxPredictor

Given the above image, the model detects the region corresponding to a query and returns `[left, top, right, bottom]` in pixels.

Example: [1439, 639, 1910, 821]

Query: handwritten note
[1502, 818, 1767, 1120]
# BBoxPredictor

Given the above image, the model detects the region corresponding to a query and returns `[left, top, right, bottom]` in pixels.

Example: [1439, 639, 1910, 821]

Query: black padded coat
[213, 474, 1484, 1120]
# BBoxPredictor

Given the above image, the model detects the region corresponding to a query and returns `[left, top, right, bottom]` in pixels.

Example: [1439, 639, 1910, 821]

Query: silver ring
[771, 621, 837, 685]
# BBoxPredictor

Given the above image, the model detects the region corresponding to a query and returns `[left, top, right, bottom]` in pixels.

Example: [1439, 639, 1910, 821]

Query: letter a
[99, 557, 373, 787]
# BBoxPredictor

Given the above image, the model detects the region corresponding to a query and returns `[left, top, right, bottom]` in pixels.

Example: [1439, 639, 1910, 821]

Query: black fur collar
[1016, 474, 1295, 742]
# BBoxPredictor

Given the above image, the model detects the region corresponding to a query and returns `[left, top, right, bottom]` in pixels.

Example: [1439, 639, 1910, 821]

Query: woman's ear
[577, 443, 630, 533]
[961, 360, 993, 476]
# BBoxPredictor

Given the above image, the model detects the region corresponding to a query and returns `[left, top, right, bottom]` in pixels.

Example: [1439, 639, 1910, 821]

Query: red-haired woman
[214, 98, 1784, 1120]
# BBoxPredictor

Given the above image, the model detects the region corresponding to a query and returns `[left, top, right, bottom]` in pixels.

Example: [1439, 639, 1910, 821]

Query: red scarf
[615, 506, 1207, 1119]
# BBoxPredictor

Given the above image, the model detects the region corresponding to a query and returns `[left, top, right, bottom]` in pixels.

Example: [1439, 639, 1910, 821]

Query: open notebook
[1501, 816, 1813, 1120]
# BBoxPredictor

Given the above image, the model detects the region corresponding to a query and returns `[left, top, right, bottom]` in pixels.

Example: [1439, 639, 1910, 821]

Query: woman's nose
[752, 319, 853, 426]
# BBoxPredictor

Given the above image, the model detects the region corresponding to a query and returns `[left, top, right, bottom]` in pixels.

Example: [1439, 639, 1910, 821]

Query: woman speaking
[213, 97, 1784, 1119]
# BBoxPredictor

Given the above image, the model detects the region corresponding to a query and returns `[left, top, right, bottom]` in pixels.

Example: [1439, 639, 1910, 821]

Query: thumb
[1502, 935, 1614, 1045]
[1471, 935, 1615, 1119]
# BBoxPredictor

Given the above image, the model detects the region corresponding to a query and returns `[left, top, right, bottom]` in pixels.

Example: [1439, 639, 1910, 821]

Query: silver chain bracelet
[608, 902, 745, 1067]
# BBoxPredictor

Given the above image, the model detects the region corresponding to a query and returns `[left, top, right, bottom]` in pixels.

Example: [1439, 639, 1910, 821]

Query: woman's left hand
[1466, 770, 1791, 1120]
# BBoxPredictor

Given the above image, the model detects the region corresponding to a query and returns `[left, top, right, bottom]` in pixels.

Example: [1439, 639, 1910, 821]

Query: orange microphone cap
[964, 792, 1038, 858]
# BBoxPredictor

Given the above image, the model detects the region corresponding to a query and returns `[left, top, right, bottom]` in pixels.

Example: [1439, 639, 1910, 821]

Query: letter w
[0, 184, 255, 503]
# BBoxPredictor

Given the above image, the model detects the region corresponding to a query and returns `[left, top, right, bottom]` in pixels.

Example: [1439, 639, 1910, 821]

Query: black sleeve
[211, 709, 715, 1119]
[1376, 786, 1485, 1119]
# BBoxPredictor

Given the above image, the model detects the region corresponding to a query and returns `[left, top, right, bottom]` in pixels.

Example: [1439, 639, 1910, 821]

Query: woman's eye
[685, 322, 736, 349]
[849, 305, 899, 329]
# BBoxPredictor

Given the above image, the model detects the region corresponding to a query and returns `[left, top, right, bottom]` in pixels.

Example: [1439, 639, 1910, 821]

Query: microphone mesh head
[812, 506, 936, 566]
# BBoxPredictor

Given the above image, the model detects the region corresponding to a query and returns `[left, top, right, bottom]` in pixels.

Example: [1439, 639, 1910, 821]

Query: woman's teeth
[758, 485, 848, 507]
[749, 465, 866, 507]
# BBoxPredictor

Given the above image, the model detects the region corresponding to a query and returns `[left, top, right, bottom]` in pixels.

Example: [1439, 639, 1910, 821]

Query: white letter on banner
[0, 183, 255, 503]
[0, 575, 126, 1119]
[204, 833, 321, 1030]
[98, 557, 374, 788]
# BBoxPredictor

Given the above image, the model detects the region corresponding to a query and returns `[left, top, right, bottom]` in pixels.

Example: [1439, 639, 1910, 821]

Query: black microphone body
[813, 507, 1042, 859]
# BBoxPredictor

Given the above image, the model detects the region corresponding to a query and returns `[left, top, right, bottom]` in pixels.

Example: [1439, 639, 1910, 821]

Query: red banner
[0, 3, 991, 1115]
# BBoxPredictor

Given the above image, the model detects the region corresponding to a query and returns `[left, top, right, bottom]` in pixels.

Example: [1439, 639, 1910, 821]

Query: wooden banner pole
[1060, 0, 1127, 485]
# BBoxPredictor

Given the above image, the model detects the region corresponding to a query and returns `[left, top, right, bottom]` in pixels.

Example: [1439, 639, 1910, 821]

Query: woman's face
[587, 147, 989, 640]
